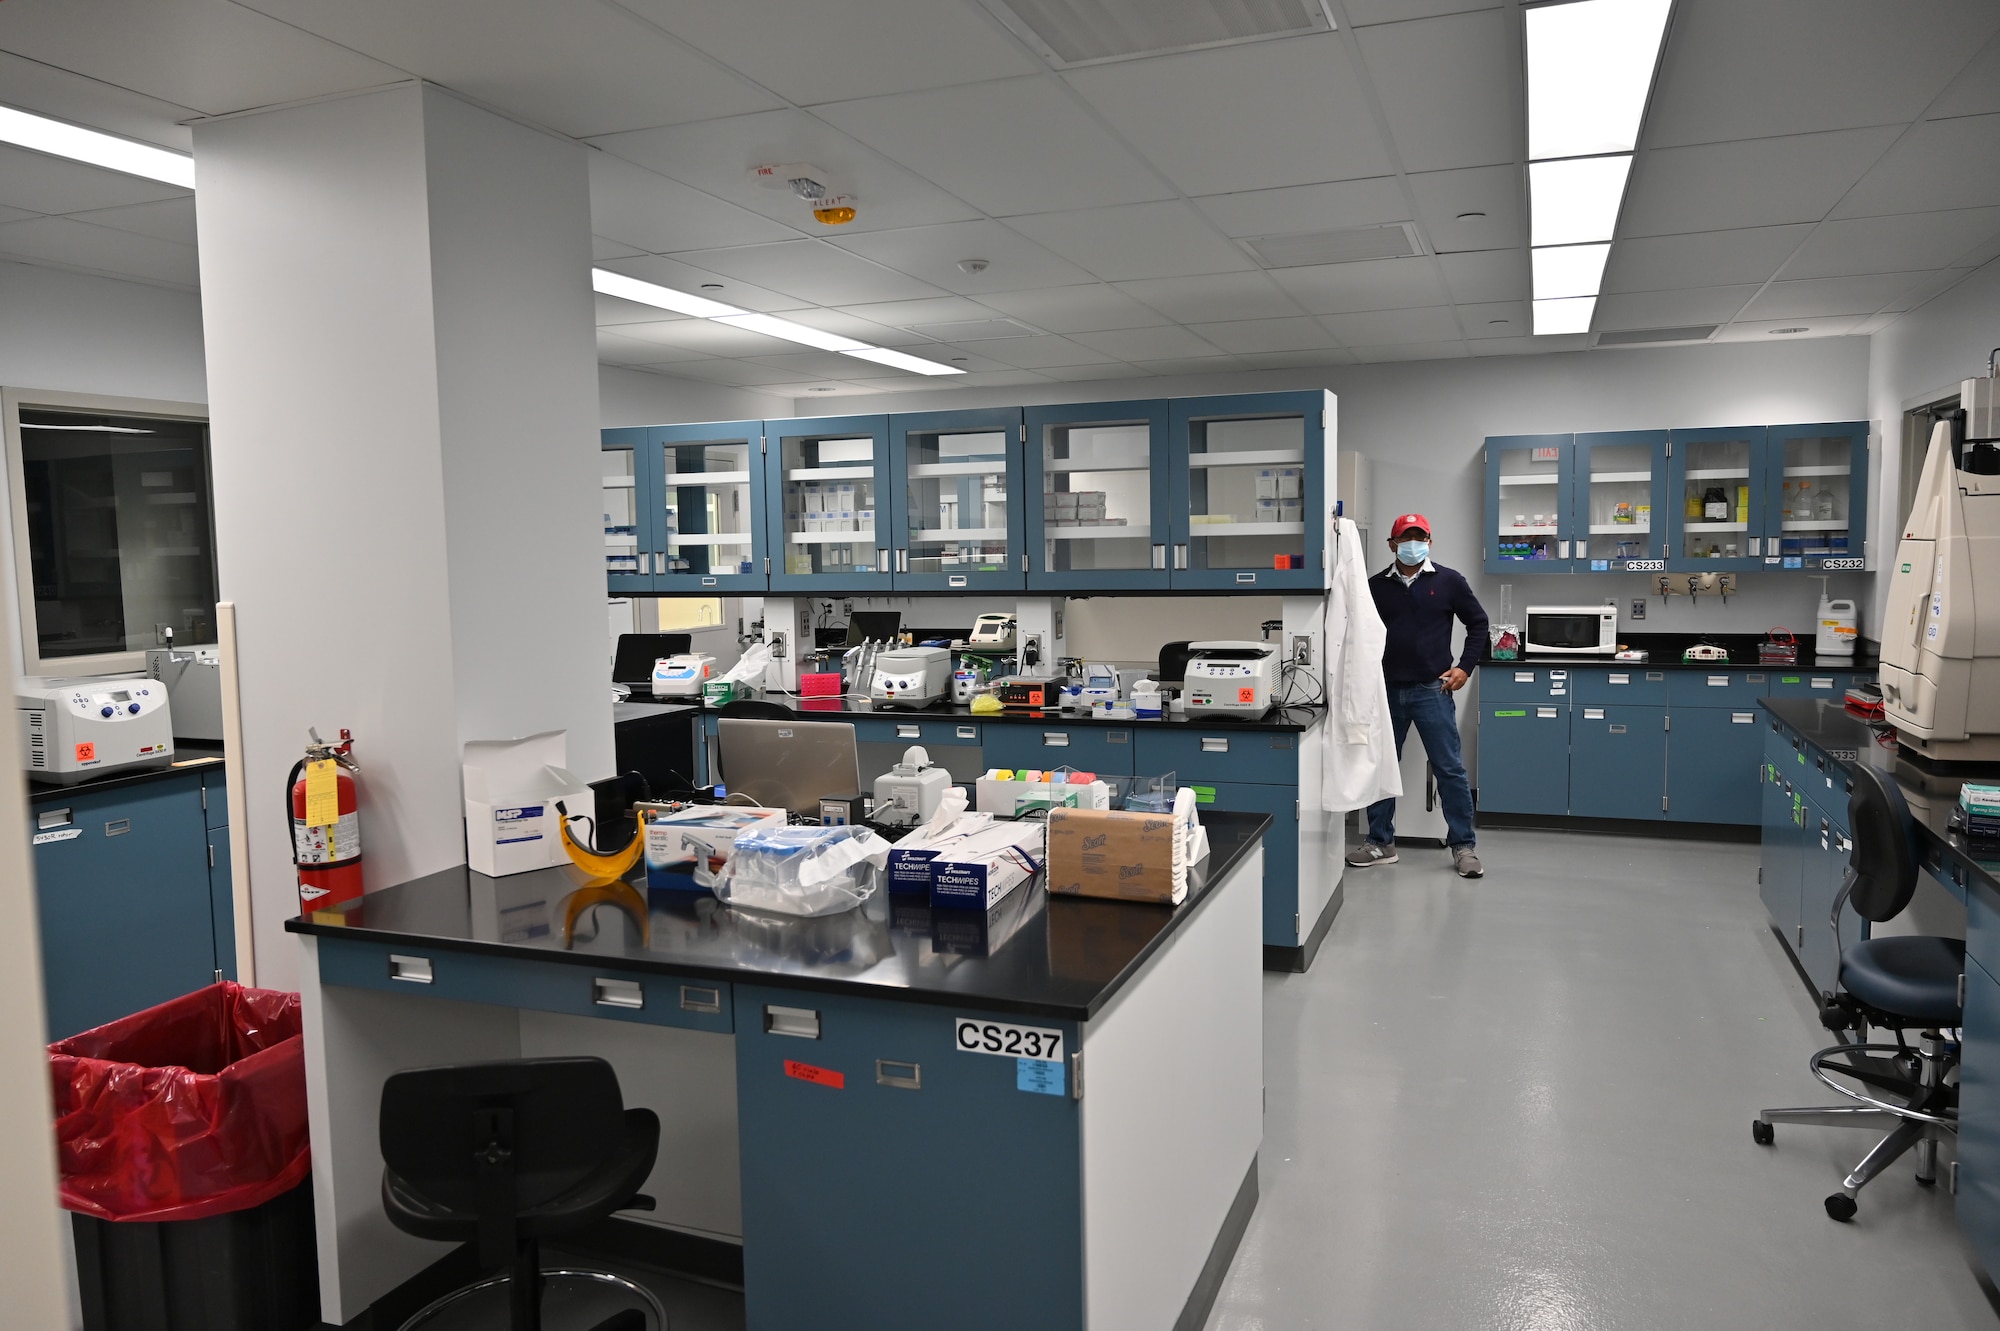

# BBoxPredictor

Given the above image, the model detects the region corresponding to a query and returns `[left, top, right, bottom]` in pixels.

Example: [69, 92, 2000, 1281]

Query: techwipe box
[463, 731, 593, 877]
[645, 805, 786, 893]
[928, 820, 1047, 909]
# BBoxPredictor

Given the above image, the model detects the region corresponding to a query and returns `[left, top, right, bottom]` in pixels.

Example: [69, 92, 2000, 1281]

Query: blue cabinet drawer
[1764, 670, 1852, 699]
[849, 718, 983, 748]
[981, 724, 1136, 777]
[1479, 667, 1575, 702]
[1133, 729, 1301, 786]
[1665, 670, 1770, 707]
[317, 940, 734, 1035]
[1570, 705, 1666, 820]
[1476, 702, 1569, 815]
[1958, 955, 2000, 1283]
[1570, 668, 1669, 706]
[1665, 707, 1765, 825]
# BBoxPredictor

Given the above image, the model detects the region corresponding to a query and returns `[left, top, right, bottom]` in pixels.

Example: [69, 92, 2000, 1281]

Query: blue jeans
[1366, 680, 1476, 850]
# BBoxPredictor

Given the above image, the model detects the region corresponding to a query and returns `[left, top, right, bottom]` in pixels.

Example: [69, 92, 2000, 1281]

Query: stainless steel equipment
[146, 646, 224, 742]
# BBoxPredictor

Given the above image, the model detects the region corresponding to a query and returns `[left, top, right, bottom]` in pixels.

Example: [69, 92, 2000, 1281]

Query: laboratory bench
[1756, 698, 2000, 1286]
[287, 810, 1271, 1330]
[24, 746, 236, 1039]
[687, 700, 1340, 971]
[1475, 648, 1875, 827]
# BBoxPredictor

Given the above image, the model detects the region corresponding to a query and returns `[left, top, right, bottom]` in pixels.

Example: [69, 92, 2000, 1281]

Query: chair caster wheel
[1825, 1193, 1857, 1222]
[1751, 1120, 1774, 1145]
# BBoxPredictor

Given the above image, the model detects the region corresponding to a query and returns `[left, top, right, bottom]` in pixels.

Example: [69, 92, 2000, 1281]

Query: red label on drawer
[784, 1060, 844, 1089]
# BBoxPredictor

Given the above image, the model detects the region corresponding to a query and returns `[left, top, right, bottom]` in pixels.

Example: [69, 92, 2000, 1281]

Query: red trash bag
[49, 982, 311, 1223]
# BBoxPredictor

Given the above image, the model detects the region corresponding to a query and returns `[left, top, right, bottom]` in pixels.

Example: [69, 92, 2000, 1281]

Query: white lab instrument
[652, 653, 715, 699]
[869, 646, 951, 710]
[872, 745, 953, 828]
[967, 612, 1017, 648]
[18, 676, 174, 783]
[951, 668, 981, 704]
[1184, 641, 1282, 718]
[145, 646, 224, 742]
[1880, 401, 2000, 760]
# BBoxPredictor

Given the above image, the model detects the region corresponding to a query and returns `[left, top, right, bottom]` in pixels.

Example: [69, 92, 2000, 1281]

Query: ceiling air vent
[981, 0, 1332, 67]
[1595, 325, 1717, 347]
[1243, 223, 1423, 269]
[903, 318, 1042, 342]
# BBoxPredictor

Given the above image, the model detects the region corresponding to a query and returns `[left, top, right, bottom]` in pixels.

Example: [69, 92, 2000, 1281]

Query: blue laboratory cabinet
[1024, 400, 1173, 592]
[601, 428, 651, 595]
[1756, 710, 1865, 996]
[766, 415, 895, 594]
[1759, 422, 1868, 572]
[888, 408, 1024, 592]
[1168, 391, 1330, 592]
[1962, 954, 2000, 1281]
[29, 765, 235, 1040]
[1665, 425, 1766, 572]
[1573, 430, 1670, 572]
[1486, 434, 1574, 573]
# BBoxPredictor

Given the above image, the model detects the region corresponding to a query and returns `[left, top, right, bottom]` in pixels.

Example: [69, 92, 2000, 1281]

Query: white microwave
[1524, 605, 1619, 655]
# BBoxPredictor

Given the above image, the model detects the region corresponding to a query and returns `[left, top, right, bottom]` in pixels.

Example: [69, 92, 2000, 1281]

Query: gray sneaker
[1452, 846, 1483, 878]
[1346, 841, 1398, 868]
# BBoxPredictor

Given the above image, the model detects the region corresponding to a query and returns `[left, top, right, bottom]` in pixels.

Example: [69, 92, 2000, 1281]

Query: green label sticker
[1902, 563, 1912, 573]
[1782, 676, 1801, 683]
[1191, 785, 1216, 804]
[1797, 752, 1805, 764]
[1494, 709, 1528, 717]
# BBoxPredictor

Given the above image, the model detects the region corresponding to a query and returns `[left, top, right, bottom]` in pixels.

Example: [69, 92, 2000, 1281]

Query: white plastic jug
[1816, 596, 1858, 658]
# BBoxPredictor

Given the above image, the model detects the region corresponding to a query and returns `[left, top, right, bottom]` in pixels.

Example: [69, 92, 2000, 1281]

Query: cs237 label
[954, 1018, 1064, 1062]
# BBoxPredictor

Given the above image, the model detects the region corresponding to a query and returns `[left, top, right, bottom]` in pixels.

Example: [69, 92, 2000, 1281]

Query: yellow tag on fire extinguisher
[304, 759, 340, 828]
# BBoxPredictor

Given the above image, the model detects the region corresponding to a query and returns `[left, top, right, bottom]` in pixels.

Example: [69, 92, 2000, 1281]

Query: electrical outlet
[1630, 599, 1646, 621]
[1291, 635, 1312, 666]
[767, 631, 787, 660]
[1021, 633, 1043, 668]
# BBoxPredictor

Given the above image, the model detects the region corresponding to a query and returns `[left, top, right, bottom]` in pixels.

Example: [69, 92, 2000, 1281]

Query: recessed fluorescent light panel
[0, 105, 195, 187]
[590, 268, 961, 376]
[1525, 0, 1673, 336]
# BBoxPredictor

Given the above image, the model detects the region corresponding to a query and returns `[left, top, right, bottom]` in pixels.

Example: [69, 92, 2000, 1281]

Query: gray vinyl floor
[1205, 828, 1998, 1331]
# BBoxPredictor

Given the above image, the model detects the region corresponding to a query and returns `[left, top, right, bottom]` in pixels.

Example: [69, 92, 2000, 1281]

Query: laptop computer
[613, 633, 693, 687]
[716, 717, 861, 815]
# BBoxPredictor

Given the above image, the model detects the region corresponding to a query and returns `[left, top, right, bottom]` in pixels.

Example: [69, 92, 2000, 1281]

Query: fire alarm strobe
[750, 163, 857, 225]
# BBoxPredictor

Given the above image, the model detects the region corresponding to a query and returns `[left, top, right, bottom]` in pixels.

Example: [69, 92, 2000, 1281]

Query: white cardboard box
[464, 731, 593, 877]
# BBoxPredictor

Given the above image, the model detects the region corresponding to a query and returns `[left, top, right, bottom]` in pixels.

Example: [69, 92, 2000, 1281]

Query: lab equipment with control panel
[1184, 641, 1280, 718]
[17, 676, 175, 783]
[652, 653, 715, 699]
[868, 646, 951, 710]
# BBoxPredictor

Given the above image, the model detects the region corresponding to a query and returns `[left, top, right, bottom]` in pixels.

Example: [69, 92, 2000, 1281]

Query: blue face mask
[1396, 539, 1430, 565]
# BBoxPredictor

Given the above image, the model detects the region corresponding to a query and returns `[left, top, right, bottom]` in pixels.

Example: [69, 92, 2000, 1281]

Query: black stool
[380, 1057, 667, 1330]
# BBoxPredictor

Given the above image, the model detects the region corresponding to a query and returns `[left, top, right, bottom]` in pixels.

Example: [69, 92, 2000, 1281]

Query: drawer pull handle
[1747, 673, 1765, 682]
[389, 954, 434, 984]
[876, 1059, 921, 1090]
[1107, 731, 1128, 743]
[1646, 672, 1664, 681]
[1514, 671, 1534, 682]
[1235, 572, 1257, 583]
[1584, 708, 1605, 720]
[104, 819, 131, 837]
[680, 985, 722, 1014]
[896, 724, 920, 739]
[594, 978, 644, 1010]
[1811, 677, 1833, 689]
[765, 1005, 819, 1039]
[1201, 737, 1230, 753]
[948, 574, 968, 588]
[1548, 671, 1567, 680]
[1537, 707, 1557, 718]
[1042, 732, 1070, 746]
[1732, 713, 1755, 724]
[38, 808, 72, 830]
[956, 725, 977, 739]
[701, 576, 718, 587]
[1708, 675, 1728, 686]
[1609, 674, 1629, 684]
[1608, 724, 1626, 734]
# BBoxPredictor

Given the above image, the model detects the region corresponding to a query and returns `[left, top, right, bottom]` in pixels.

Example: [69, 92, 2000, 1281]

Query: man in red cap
[1346, 513, 1488, 878]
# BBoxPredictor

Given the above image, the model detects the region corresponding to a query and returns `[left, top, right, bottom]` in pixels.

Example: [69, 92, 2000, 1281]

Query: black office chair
[380, 1057, 667, 1330]
[1755, 763, 1962, 1222]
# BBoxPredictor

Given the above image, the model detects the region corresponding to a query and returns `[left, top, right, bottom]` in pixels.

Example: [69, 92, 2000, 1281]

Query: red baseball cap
[1389, 512, 1431, 538]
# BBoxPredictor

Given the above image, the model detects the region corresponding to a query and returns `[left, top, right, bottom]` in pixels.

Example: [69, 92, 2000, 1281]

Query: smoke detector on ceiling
[958, 258, 991, 274]
[750, 162, 858, 225]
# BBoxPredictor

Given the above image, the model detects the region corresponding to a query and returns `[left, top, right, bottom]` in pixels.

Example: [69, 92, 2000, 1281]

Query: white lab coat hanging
[1322, 516, 1403, 811]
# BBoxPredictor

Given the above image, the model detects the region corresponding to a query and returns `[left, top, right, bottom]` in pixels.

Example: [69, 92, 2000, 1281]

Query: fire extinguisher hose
[283, 758, 306, 867]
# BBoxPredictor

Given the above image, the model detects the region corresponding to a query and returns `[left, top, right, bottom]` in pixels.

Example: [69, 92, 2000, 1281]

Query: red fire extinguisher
[288, 727, 363, 913]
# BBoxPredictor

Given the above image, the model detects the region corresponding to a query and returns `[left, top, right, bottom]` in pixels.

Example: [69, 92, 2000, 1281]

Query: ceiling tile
[0, 49, 198, 151]
[742, 350, 883, 379]
[970, 335, 1122, 369]
[753, 307, 935, 347]
[1469, 333, 1589, 357]
[1063, 34, 1392, 196]
[1268, 256, 1447, 314]
[826, 220, 1095, 295]
[0, 215, 198, 286]
[1348, 341, 1470, 362]
[1929, 38, 2000, 120]
[1832, 114, 2000, 218]
[1129, 357, 1248, 377]
[1040, 363, 1146, 382]
[1319, 306, 1462, 345]
[1645, 0, 2000, 148]
[1437, 248, 1526, 304]
[1713, 318, 1867, 342]
[653, 358, 806, 387]
[1594, 285, 1761, 329]
[1878, 268, 1983, 314]
[1740, 273, 1934, 320]
[1009, 202, 1252, 282]
[896, 368, 1052, 389]
[836, 296, 1003, 328]
[1113, 271, 1299, 322]
[593, 236, 646, 262]
[1407, 165, 1524, 254]
[1191, 177, 1409, 239]
[591, 109, 980, 235]
[63, 197, 198, 246]
[609, 317, 799, 357]
[1356, 9, 1519, 172]
[0, 146, 189, 217]
[1069, 325, 1225, 362]
[1780, 208, 2000, 280]
[0, 205, 38, 225]
[240, 0, 779, 135]
[589, 153, 799, 254]
[1234, 348, 1359, 370]
[973, 284, 1172, 333]
[815, 77, 1171, 217]
[595, 253, 820, 313]
[596, 292, 692, 326]
[598, 329, 703, 365]
[1453, 301, 1530, 338]
[1622, 127, 1902, 236]
[0, 0, 405, 116]
[1185, 317, 1341, 354]
[624, 0, 1039, 104]
[1343, 0, 1500, 26]
[666, 239, 947, 306]
[1601, 225, 1815, 294]
[886, 345, 1021, 374]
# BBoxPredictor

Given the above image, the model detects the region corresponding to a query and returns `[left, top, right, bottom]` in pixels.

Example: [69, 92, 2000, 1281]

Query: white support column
[195, 83, 608, 989]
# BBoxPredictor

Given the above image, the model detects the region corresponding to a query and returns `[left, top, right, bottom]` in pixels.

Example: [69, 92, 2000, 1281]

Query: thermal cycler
[1183, 641, 1281, 718]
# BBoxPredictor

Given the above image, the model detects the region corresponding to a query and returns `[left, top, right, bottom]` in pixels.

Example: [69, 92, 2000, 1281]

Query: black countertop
[1485, 632, 1878, 671]
[711, 697, 1326, 734]
[1762, 697, 2000, 901]
[26, 742, 226, 802]
[288, 809, 1272, 1021]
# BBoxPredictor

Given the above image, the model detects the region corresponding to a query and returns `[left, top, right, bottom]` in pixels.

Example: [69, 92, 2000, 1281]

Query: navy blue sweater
[1368, 561, 1489, 683]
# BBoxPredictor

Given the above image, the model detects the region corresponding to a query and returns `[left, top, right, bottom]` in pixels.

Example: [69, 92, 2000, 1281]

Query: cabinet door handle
[877, 547, 889, 571]
[388, 954, 433, 984]
[1152, 544, 1167, 570]
[1708, 675, 1728, 686]
[1609, 673, 1629, 684]
[956, 725, 978, 739]
[765, 1005, 820, 1038]
[948, 574, 968, 588]
[1514, 671, 1535, 682]
[1558, 540, 1571, 559]
[895, 548, 909, 573]
[1173, 544, 1188, 569]
[104, 819, 131, 837]
[1811, 677, 1833, 689]
[1608, 724, 1626, 734]
[1537, 707, 1558, 718]
[680, 984, 722, 1014]
[896, 723, 920, 739]
[38, 808, 71, 830]
[1584, 708, 1605, 719]
[1201, 736, 1229, 752]
[1042, 732, 1070, 746]
[1732, 713, 1755, 723]
[593, 978, 644, 1009]
[876, 1060, 922, 1090]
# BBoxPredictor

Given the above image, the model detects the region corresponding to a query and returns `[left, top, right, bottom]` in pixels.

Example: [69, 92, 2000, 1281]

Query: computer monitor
[613, 633, 693, 686]
[717, 718, 861, 815]
[845, 611, 901, 646]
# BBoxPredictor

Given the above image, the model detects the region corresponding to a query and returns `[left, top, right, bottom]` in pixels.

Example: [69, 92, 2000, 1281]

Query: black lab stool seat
[380, 1057, 667, 1331]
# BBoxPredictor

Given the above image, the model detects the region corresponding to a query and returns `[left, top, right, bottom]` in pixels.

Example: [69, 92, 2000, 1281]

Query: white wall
[599, 364, 787, 429]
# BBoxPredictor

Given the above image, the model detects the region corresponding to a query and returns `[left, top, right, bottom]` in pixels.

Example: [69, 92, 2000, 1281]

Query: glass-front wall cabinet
[601, 429, 648, 593]
[1487, 434, 1571, 572]
[1766, 422, 1867, 569]
[657, 421, 764, 591]
[890, 409, 1022, 591]
[1171, 392, 1327, 590]
[1575, 430, 1667, 570]
[1669, 426, 1763, 569]
[1025, 401, 1169, 591]
[768, 415, 892, 593]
